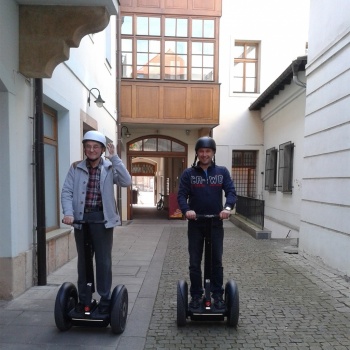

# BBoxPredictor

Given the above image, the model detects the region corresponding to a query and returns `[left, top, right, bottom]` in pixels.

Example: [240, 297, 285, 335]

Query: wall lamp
[87, 88, 105, 107]
[121, 125, 131, 138]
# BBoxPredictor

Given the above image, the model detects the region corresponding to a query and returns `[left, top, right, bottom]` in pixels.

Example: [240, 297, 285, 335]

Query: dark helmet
[195, 136, 216, 153]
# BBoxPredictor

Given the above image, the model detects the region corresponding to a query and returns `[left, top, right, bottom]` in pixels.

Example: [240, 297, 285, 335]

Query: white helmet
[82, 130, 106, 147]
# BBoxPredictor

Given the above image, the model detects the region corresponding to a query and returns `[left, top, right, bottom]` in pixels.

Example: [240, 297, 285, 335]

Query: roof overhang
[249, 55, 307, 111]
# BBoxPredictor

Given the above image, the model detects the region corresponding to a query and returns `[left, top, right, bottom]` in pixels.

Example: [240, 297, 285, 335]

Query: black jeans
[74, 211, 113, 307]
[188, 221, 224, 298]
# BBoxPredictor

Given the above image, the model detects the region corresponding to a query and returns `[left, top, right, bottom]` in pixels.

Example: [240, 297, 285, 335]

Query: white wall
[300, 0, 350, 275]
[0, 0, 34, 258]
[261, 73, 306, 238]
[216, 0, 310, 188]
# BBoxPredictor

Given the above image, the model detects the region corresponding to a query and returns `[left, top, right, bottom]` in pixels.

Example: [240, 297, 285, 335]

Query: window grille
[278, 142, 294, 193]
[265, 147, 277, 192]
[232, 151, 257, 198]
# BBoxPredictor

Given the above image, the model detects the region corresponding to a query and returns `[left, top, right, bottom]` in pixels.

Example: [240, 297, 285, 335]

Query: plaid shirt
[85, 159, 103, 208]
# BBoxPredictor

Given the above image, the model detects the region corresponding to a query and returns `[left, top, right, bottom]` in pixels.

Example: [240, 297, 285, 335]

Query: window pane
[191, 67, 202, 80]
[172, 142, 185, 152]
[137, 53, 148, 65]
[203, 68, 214, 81]
[234, 45, 244, 58]
[234, 62, 243, 76]
[165, 18, 175, 36]
[149, 67, 160, 79]
[192, 55, 202, 67]
[137, 40, 148, 52]
[192, 42, 202, 54]
[192, 19, 202, 37]
[203, 55, 213, 67]
[144, 138, 157, 151]
[203, 20, 214, 38]
[44, 143, 58, 228]
[246, 45, 257, 59]
[149, 17, 160, 35]
[43, 113, 54, 139]
[246, 62, 256, 77]
[122, 52, 132, 65]
[129, 140, 142, 151]
[149, 40, 160, 53]
[122, 38, 133, 51]
[158, 139, 171, 151]
[178, 54, 187, 65]
[246, 78, 256, 92]
[122, 65, 133, 78]
[149, 53, 160, 66]
[203, 42, 214, 55]
[137, 17, 148, 35]
[121, 16, 133, 35]
[165, 40, 175, 52]
[177, 41, 187, 54]
[177, 19, 188, 37]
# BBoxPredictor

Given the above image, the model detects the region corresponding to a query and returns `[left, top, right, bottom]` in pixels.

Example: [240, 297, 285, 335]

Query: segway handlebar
[194, 214, 220, 220]
[73, 220, 107, 224]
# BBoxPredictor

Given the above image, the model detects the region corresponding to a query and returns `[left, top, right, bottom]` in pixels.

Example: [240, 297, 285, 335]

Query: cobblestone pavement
[145, 223, 350, 350]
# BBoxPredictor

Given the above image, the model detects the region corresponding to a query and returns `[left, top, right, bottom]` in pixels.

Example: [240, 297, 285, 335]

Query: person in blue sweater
[177, 136, 237, 311]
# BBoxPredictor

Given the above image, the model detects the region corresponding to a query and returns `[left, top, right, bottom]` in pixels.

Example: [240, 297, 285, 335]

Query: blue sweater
[177, 163, 237, 216]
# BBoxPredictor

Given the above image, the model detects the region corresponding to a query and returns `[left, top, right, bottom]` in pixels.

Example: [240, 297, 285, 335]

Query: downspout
[292, 60, 306, 88]
[116, 4, 123, 222]
[34, 78, 47, 285]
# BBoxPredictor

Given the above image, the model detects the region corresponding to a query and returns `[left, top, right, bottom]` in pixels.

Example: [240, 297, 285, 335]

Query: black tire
[110, 285, 128, 334]
[156, 200, 164, 211]
[54, 282, 78, 331]
[225, 280, 239, 328]
[177, 280, 188, 327]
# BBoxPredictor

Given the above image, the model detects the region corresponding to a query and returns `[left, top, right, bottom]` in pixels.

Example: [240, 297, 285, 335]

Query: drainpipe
[292, 60, 306, 88]
[34, 78, 47, 285]
[116, 7, 123, 222]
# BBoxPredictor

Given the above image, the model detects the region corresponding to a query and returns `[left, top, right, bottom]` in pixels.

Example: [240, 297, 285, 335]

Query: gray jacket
[61, 155, 132, 228]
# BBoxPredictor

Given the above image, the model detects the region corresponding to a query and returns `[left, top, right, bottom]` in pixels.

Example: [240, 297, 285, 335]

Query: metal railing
[235, 195, 265, 230]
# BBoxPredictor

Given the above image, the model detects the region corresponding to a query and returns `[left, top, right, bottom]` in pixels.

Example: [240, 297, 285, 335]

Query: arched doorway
[125, 135, 187, 220]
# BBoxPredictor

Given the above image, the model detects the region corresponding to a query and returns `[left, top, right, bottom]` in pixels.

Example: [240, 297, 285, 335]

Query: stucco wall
[300, 0, 350, 276]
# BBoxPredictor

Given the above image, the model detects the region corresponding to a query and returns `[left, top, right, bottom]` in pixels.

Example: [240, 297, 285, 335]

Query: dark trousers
[74, 211, 113, 306]
[188, 221, 224, 298]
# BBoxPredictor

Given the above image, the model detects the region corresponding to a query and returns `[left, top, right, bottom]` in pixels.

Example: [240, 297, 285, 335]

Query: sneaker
[213, 295, 226, 310]
[74, 302, 85, 314]
[189, 295, 203, 309]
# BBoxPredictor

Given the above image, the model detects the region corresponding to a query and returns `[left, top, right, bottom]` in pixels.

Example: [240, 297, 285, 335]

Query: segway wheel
[54, 282, 78, 331]
[177, 280, 188, 327]
[225, 280, 239, 328]
[110, 285, 128, 334]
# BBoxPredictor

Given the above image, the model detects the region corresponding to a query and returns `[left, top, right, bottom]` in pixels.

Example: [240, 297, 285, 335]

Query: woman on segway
[177, 136, 237, 311]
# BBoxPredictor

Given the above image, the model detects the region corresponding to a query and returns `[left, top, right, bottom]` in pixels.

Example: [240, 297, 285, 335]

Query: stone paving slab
[0, 220, 349, 350]
[145, 223, 350, 350]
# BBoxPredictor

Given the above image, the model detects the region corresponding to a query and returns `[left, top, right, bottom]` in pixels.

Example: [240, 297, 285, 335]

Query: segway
[54, 220, 128, 334]
[177, 214, 239, 327]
